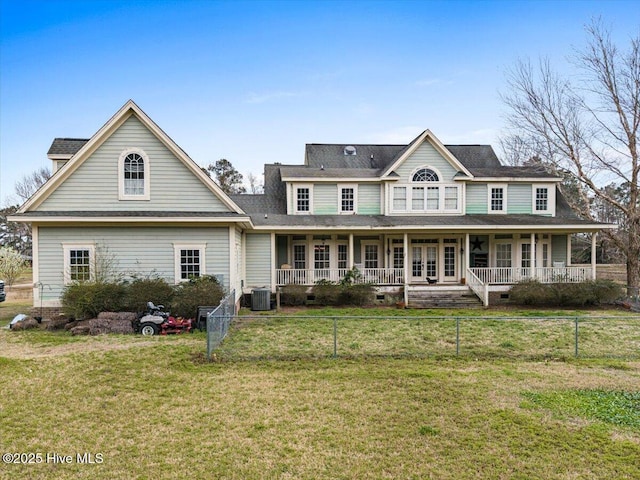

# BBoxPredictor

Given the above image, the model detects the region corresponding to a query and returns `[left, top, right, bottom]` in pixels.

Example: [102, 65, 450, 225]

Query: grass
[1, 305, 639, 479]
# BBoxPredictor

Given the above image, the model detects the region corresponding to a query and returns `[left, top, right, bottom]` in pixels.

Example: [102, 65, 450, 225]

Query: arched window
[124, 153, 145, 195]
[412, 168, 439, 182]
[119, 148, 150, 200]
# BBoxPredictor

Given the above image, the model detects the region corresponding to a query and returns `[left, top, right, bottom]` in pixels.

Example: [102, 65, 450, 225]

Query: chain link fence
[205, 289, 236, 358]
[207, 314, 640, 361]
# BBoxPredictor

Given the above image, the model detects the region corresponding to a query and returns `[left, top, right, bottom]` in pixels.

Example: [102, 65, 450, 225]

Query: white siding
[37, 116, 231, 212]
[394, 142, 458, 181]
[37, 226, 230, 302]
[245, 233, 272, 289]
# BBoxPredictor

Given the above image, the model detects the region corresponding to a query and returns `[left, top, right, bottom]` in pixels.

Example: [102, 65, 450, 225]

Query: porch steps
[406, 286, 483, 309]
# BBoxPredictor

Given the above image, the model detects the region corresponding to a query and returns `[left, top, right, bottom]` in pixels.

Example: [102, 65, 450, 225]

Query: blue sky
[0, 0, 637, 205]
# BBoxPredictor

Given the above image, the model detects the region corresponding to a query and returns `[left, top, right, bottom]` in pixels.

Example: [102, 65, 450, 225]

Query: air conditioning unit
[251, 288, 271, 311]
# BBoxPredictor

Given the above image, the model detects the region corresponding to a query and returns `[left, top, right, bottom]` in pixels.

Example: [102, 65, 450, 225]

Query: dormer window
[119, 148, 150, 200]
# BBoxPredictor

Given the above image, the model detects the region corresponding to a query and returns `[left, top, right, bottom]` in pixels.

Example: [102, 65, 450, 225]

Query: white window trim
[173, 243, 206, 284]
[390, 183, 462, 214]
[488, 183, 508, 214]
[339, 184, 358, 214]
[294, 184, 313, 214]
[118, 148, 150, 201]
[63, 243, 95, 284]
[410, 165, 443, 183]
[532, 184, 555, 215]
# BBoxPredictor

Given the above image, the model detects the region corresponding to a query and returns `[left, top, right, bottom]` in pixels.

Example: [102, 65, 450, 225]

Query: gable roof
[47, 138, 89, 158]
[380, 129, 474, 178]
[20, 100, 244, 214]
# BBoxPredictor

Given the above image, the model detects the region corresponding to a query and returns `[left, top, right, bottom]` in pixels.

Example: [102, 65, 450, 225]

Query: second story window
[296, 187, 310, 212]
[413, 168, 439, 182]
[535, 187, 548, 211]
[119, 148, 150, 200]
[124, 153, 145, 195]
[340, 186, 355, 213]
[490, 185, 506, 213]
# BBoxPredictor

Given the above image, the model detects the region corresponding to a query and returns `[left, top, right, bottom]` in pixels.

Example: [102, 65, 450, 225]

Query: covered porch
[272, 230, 599, 290]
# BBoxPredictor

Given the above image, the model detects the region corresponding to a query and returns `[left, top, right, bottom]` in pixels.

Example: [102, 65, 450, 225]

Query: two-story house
[11, 101, 612, 308]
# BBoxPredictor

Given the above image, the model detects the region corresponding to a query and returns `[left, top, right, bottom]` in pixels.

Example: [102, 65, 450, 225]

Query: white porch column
[591, 232, 597, 280]
[465, 233, 470, 275]
[270, 232, 277, 292]
[567, 234, 572, 266]
[403, 232, 409, 305]
[348, 234, 354, 269]
[530, 233, 536, 278]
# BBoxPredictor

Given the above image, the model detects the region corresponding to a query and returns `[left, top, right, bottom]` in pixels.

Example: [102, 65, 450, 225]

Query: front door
[411, 244, 438, 282]
[410, 239, 459, 283]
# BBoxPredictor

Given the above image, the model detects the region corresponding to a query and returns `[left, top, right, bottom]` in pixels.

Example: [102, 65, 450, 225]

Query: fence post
[333, 317, 337, 358]
[574, 317, 579, 358]
[456, 317, 460, 356]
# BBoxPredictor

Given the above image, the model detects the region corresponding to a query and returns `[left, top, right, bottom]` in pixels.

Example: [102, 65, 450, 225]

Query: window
[426, 187, 439, 210]
[363, 244, 379, 269]
[296, 187, 310, 213]
[338, 244, 348, 270]
[124, 154, 145, 195]
[63, 244, 94, 284]
[118, 148, 150, 200]
[535, 187, 548, 211]
[314, 244, 330, 269]
[412, 187, 424, 210]
[174, 244, 206, 283]
[490, 186, 506, 212]
[393, 187, 407, 210]
[521, 244, 531, 268]
[412, 168, 439, 182]
[393, 247, 404, 269]
[496, 243, 512, 268]
[445, 186, 458, 210]
[293, 244, 306, 269]
[340, 186, 356, 213]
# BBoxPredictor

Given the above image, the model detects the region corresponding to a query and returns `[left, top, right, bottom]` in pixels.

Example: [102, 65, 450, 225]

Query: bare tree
[15, 167, 51, 202]
[501, 20, 640, 296]
[246, 172, 264, 194]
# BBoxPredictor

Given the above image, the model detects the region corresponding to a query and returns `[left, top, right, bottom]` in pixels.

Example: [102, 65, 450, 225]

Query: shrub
[339, 283, 374, 306]
[171, 275, 225, 318]
[280, 285, 308, 306]
[61, 281, 128, 320]
[125, 276, 174, 312]
[510, 279, 624, 307]
[312, 280, 341, 306]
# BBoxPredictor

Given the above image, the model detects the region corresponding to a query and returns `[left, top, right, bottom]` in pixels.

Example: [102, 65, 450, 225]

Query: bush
[339, 283, 374, 306]
[61, 281, 128, 320]
[312, 280, 342, 306]
[510, 280, 624, 307]
[280, 285, 308, 306]
[171, 275, 225, 318]
[125, 276, 174, 312]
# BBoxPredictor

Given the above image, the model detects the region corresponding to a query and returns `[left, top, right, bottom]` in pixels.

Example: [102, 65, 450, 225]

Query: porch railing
[470, 266, 593, 285]
[466, 268, 488, 306]
[276, 268, 404, 286]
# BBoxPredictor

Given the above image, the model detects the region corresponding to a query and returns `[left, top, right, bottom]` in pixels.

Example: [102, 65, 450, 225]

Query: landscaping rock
[11, 318, 40, 331]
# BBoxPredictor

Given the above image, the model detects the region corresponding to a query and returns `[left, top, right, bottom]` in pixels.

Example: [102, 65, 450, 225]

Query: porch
[275, 265, 594, 287]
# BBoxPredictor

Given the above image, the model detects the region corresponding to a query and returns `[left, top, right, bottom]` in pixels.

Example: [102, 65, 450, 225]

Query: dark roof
[305, 144, 405, 170]
[445, 145, 501, 169]
[47, 138, 89, 156]
[280, 166, 380, 179]
[246, 213, 606, 229]
[11, 211, 246, 219]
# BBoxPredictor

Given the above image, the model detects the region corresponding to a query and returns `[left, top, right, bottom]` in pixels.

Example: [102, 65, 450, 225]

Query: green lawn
[1, 305, 639, 479]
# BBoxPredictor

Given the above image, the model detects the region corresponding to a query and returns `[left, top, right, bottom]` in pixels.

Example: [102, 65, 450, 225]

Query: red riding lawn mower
[133, 302, 193, 336]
